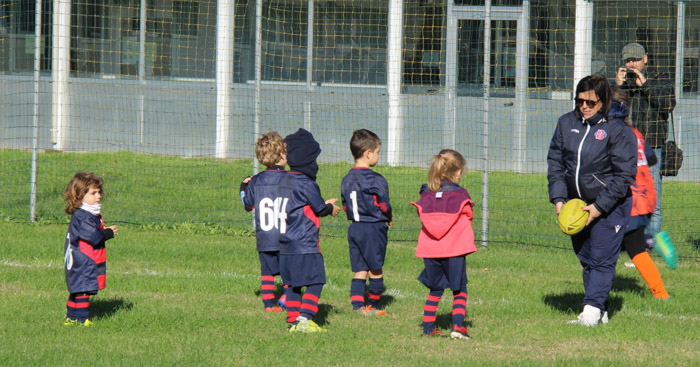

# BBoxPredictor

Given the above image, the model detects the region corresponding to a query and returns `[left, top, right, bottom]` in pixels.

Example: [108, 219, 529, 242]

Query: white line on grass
[3, 258, 698, 321]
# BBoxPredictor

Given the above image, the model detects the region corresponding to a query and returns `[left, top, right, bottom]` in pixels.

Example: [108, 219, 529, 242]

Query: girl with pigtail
[411, 149, 477, 339]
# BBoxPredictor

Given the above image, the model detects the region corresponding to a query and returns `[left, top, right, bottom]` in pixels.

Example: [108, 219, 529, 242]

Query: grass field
[2, 221, 700, 366]
[2, 149, 700, 365]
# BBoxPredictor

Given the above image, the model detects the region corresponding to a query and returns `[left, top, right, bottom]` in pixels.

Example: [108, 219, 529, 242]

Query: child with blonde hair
[63, 172, 119, 326]
[411, 149, 476, 339]
[240, 130, 289, 312]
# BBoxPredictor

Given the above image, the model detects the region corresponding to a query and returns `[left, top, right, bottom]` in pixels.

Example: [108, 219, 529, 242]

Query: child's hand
[106, 225, 119, 236]
[387, 220, 394, 229]
[326, 198, 341, 216]
[242, 176, 252, 184]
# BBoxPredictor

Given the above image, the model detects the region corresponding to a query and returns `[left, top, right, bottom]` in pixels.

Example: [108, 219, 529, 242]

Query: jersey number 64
[259, 197, 289, 233]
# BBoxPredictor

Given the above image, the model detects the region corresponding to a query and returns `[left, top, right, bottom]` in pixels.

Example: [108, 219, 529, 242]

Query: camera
[625, 70, 637, 82]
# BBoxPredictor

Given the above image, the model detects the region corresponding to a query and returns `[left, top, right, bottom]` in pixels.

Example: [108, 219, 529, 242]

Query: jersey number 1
[349, 191, 360, 222]
[259, 197, 289, 233]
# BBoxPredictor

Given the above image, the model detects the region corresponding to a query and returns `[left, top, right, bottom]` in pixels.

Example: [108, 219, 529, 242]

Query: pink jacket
[411, 183, 477, 258]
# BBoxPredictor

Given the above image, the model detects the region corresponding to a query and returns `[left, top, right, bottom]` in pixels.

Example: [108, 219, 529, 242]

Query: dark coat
[64, 209, 108, 294]
[547, 111, 637, 214]
[620, 67, 676, 148]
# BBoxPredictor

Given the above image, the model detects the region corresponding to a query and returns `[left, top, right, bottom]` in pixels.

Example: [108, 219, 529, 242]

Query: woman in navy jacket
[547, 75, 637, 326]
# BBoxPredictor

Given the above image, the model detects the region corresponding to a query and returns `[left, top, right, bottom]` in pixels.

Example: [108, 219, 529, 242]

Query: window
[173, 0, 198, 36]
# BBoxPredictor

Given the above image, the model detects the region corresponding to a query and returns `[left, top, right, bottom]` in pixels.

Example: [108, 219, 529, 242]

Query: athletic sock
[350, 278, 366, 309]
[632, 252, 670, 299]
[422, 290, 443, 334]
[66, 295, 77, 320]
[67, 294, 90, 322]
[451, 291, 467, 329]
[260, 275, 276, 308]
[285, 287, 302, 325]
[300, 284, 323, 320]
[368, 277, 383, 308]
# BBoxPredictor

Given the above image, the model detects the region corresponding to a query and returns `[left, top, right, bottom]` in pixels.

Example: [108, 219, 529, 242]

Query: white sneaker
[600, 310, 609, 324]
[568, 305, 601, 326]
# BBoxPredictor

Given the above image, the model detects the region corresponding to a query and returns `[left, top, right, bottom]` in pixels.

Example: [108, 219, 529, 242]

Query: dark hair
[350, 129, 381, 160]
[575, 75, 612, 118]
[63, 172, 104, 214]
[610, 85, 631, 108]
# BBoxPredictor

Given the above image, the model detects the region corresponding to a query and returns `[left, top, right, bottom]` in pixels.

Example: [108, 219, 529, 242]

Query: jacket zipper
[575, 120, 591, 198]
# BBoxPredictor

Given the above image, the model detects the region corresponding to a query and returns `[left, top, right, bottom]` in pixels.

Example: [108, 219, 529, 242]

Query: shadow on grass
[91, 297, 134, 320]
[610, 273, 646, 295]
[315, 304, 335, 326]
[433, 313, 473, 332]
[377, 294, 396, 310]
[692, 236, 700, 252]
[543, 292, 624, 319]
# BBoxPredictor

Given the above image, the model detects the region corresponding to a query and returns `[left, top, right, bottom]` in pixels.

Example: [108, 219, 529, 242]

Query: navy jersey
[242, 168, 287, 252]
[277, 172, 328, 255]
[340, 168, 392, 223]
[64, 209, 108, 294]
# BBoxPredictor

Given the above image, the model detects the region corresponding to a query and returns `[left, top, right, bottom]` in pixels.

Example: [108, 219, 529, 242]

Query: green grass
[2, 149, 699, 252]
[2, 221, 700, 366]
[1, 149, 700, 364]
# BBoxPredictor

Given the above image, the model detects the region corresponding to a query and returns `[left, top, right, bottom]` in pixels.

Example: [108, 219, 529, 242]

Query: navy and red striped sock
[350, 279, 365, 310]
[422, 290, 443, 334]
[452, 291, 467, 329]
[285, 287, 302, 325]
[67, 294, 90, 322]
[300, 284, 323, 320]
[260, 275, 276, 308]
[368, 277, 383, 308]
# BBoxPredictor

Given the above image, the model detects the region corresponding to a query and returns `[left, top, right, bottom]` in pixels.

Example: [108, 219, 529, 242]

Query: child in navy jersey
[240, 130, 289, 312]
[63, 172, 119, 326]
[411, 149, 476, 339]
[279, 128, 340, 333]
[340, 129, 393, 316]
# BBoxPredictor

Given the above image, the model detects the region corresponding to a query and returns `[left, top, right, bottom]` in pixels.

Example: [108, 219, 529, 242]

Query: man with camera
[614, 42, 676, 242]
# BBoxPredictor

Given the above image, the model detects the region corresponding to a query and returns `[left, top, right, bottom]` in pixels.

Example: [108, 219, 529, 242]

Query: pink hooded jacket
[411, 183, 477, 258]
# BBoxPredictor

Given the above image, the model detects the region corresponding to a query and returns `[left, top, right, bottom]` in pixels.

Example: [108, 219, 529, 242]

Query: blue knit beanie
[284, 128, 321, 180]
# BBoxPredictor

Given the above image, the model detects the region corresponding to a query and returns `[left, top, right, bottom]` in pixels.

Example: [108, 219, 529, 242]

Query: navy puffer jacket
[547, 110, 637, 214]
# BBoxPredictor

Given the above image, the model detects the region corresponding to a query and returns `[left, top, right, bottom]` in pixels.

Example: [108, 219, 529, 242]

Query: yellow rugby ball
[558, 199, 589, 235]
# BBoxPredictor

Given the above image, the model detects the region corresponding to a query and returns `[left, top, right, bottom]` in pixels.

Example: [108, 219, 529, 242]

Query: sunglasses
[625, 57, 643, 63]
[575, 98, 600, 108]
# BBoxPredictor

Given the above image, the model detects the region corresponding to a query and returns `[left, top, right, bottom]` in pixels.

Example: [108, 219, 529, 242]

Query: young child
[278, 128, 340, 333]
[340, 129, 393, 316]
[63, 172, 119, 326]
[240, 130, 289, 312]
[411, 149, 476, 339]
[610, 89, 669, 303]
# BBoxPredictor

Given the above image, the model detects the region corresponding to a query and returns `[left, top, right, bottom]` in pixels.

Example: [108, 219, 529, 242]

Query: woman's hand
[582, 204, 601, 226]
